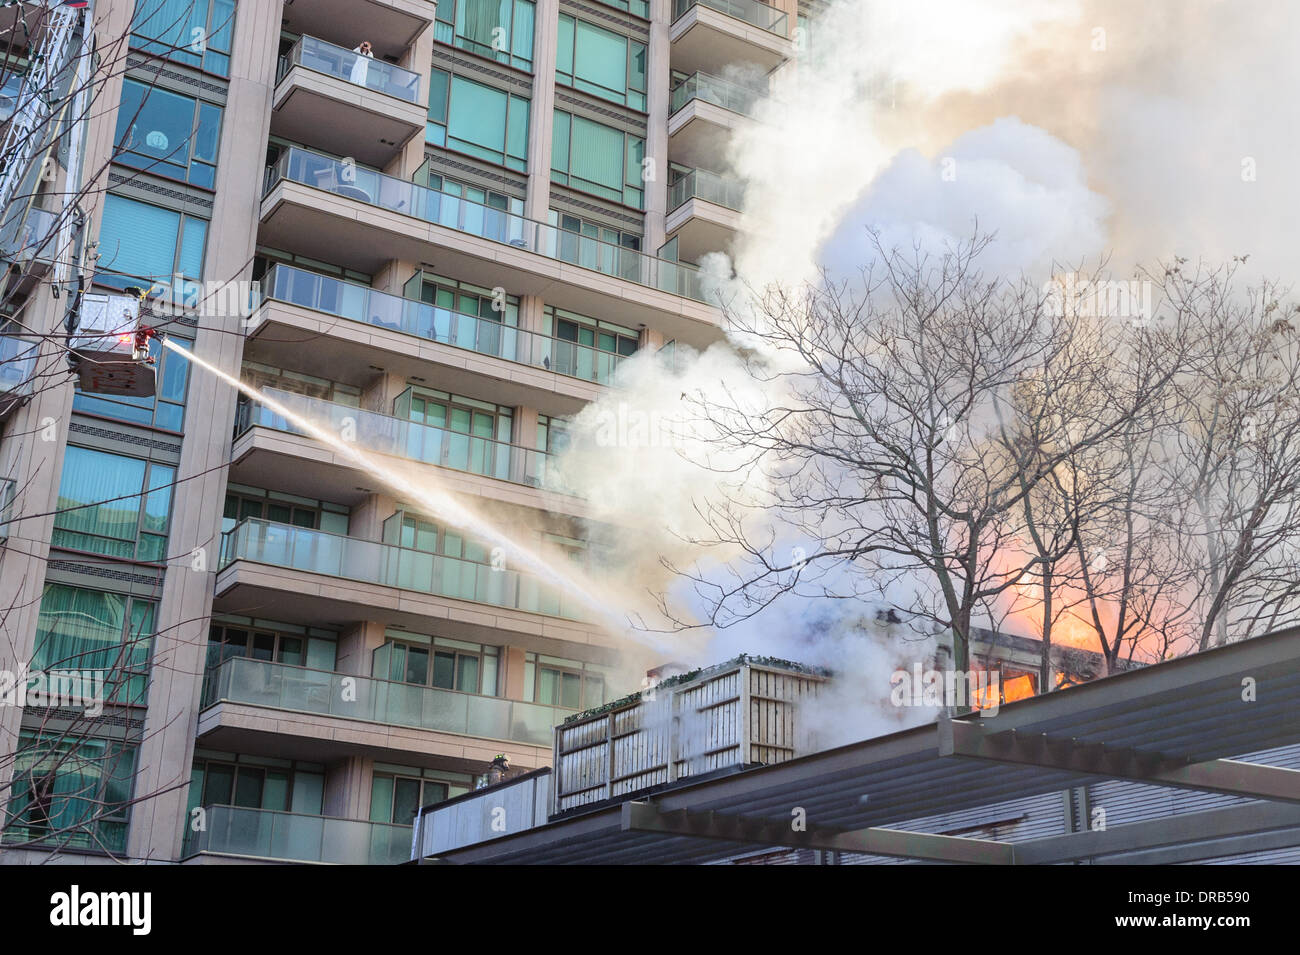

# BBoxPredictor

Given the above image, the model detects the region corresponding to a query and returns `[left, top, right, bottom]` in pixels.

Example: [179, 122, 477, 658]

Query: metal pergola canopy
[432, 626, 1300, 864]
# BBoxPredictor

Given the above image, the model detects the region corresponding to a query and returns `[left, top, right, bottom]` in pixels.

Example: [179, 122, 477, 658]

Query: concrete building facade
[0, 0, 799, 863]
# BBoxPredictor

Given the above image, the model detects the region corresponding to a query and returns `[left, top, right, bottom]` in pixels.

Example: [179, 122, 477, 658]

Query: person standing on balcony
[350, 40, 373, 86]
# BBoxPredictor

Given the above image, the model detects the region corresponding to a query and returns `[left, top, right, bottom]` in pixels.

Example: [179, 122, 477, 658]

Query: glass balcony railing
[219, 518, 590, 621]
[264, 148, 715, 305]
[668, 168, 746, 213]
[0, 204, 57, 268]
[277, 35, 421, 103]
[669, 71, 766, 118]
[0, 332, 38, 397]
[260, 264, 629, 386]
[0, 72, 23, 123]
[235, 386, 577, 495]
[201, 656, 569, 748]
[672, 0, 788, 36]
[183, 804, 411, 865]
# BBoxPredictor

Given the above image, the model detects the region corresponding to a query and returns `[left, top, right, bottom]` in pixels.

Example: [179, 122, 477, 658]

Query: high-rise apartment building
[0, 0, 798, 863]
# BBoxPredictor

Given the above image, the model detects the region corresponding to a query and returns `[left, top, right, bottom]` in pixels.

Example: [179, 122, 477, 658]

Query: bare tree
[657, 231, 1300, 697]
[662, 232, 1177, 675]
[1152, 259, 1300, 650]
[0, 0, 240, 861]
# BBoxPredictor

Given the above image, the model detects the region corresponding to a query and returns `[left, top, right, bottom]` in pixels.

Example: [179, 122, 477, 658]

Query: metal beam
[1014, 801, 1300, 864]
[621, 801, 1015, 864]
[939, 719, 1300, 804]
[971, 624, 1300, 737]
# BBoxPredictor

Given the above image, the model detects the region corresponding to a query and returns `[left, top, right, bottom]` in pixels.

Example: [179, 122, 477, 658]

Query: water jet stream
[162, 338, 660, 648]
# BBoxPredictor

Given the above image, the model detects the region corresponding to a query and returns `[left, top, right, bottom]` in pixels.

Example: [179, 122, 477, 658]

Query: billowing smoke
[554, 0, 1294, 731]
[819, 117, 1109, 279]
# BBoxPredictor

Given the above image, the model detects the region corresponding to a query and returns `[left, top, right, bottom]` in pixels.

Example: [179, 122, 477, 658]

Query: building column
[389, 19, 435, 182]
[524, 0, 559, 222]
[126, 0, 285, 863]
[502, 646, 527, 701]
[324, 755, 371, 819]
[642, 0, 673, 253]
[336, 620, 388, 677]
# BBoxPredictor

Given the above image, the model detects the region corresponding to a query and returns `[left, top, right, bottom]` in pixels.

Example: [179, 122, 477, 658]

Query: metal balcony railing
[264, 148, 716, 305]
[277, 35, 421, 103]
[672, 0, 788, 36]
[235, 386, 578, 495]
[669, 71, 766, 117]
[668, 168, 745, 213]
[182, 804, 412, 865]
[219, 518, 590, 621]
[259, 264, 629, 386]
[200, 656, 569, 748]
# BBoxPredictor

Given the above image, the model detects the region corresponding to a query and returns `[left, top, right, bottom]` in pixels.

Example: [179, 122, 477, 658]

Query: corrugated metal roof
[433, 625, 1300, 864]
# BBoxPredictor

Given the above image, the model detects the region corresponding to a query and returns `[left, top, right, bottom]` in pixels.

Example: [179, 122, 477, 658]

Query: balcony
[670, 0, 791, 75]
[279, 0, 435, 61]
[182, 805, 410, 865]
[215, 520, 605, 650]
[257, 148, 726, 345]
[666, 168, 745, 262]
[272, 36, 424, 168]
[242, 265, 623, 413]
[200, 656, 568, 752]
[0, 72, 21, 124]
[1, 205, 57, 280]
[0, 331, 37, 422]
[668, 73, 766, 169]
[230, 388, 591, 517]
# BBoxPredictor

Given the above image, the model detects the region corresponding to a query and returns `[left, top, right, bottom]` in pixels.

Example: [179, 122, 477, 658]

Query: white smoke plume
[555, 0, 1297, 733]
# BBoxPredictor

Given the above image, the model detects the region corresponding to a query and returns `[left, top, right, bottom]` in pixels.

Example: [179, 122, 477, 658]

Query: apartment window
[52, 446, 175, 563]
[407, 271, 520, 327]
[389, 512, 496, 566]
[207, 624, 303, 667]
[536, 414, 573, 456]
[95, 193, 208, 295]
[370, 766, 473, 825]
[548, 210, 642, 278]
[240, 362, 361, 406]
[544, 305, 638, 356]
[396, 388, 514, 446]
[374, 634, 499, 696]
[435, 0, 535, 71]
[556, 15, 646, 110]
[114, 78, 223, 188]
[413, 170, 525, 220]
[254, 247, 372, 286]
[3, 733, 136, 853]
[594, 0, 648, 17]
[73, 334, 190, 432]
[31, 585, 156, 705]
[190, 756, 324, 815]
[390, 388, 516, 478]
[551, 110, 645, 208]
[131, 0, 237, 77]
[207, 619, 338, 671]
[222, 487, 350, 535]
[412, 169, 528, 246]
[523, 652, 608, 710]
[427, 70, 530, 171]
